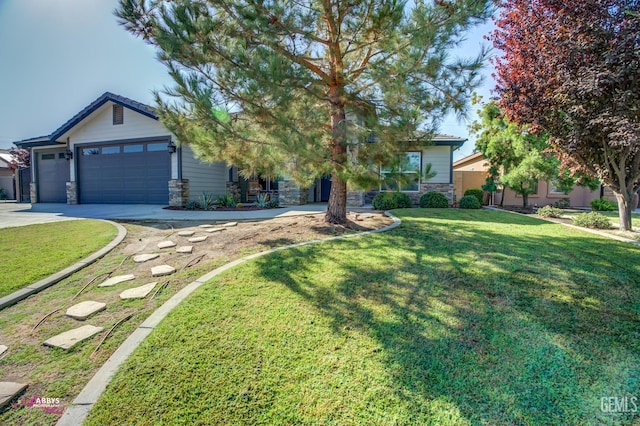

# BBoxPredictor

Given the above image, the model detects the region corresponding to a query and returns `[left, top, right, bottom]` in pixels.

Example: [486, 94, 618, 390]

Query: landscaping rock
[188, 236, 208, 243]
[157, 241, 177, 249]
[176, 246, 193, 254]
[151, 265, 176, 277]
[178, 231, 195, 237]
[97, 274, 135, 288]
[66, 301, 107, 321]
[204, 227, 225, 233]
[0, 382, 28, 410]
[120, 282, 157, 300]
[43, 325, 104, 350]
[0, 345, 7, 356]
[222, 221, 238, 227]
[198, 224, 214, 228]
[133, 253, 160, 263]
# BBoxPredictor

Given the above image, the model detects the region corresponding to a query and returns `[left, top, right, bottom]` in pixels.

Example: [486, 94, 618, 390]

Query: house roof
[0, 151, 12, 168]
[49, 92, 158, 142]
[14, 93, 158, 148]
[453, 151, 484, 168]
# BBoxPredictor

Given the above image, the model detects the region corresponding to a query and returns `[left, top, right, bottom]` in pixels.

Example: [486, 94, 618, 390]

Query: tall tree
[491, 0, 640, 230]
[470, 101, 554, 208]
[116, 0, 491, 223]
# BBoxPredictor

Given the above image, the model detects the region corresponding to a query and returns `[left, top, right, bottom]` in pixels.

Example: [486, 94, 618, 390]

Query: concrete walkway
[0, 202, 331, 229]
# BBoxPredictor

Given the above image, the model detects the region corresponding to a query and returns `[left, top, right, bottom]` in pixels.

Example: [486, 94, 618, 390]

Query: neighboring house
[453, 152, 489, 203]
[453, 151, 603, 207]
[0, 150, 16, 200]
[15, 92, 465, 207]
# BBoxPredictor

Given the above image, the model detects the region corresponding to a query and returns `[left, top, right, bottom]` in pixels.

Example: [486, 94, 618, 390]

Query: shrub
[571, 212, 611, 229]
[419, 191, 449, 208]
[464, 188, 483, 205]
[216, 193, 237, 208]
[199, 193, 215, 210]
[553, 198, 571, 209]
[0, 188, 7, 200]
[459, 195, 481, 209]
[372, 192, 413, 210]
[590, 198, 617, 211]
[537, 205, 563, 218]
[186, 200, 199, 210]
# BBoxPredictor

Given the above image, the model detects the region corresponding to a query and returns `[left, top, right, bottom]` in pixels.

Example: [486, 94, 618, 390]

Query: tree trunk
[324, 85, 348, 224]
[522, 192, 528, 209]
[326, 173, 347, 223]
[614, 191, 633, 231]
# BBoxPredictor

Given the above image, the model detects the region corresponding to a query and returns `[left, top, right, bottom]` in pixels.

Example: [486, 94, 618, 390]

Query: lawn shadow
[252, 209, 640, 424]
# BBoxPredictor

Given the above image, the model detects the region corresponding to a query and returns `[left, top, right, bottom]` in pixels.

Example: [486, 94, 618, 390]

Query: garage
[38, 149, 69, 203]
[77, 140, 170, 204]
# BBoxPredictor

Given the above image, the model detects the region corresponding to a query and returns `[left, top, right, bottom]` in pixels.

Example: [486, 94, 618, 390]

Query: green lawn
[86, 209, 640, 425]
[0, 220, 117, 298]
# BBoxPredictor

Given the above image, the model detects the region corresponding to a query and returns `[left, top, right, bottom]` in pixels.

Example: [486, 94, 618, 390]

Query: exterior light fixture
[64, 149, 73, 160]
[168, 141, 177, 154]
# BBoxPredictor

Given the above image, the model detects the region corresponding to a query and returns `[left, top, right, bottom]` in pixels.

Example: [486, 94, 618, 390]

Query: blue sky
[0, 0, 495, 160]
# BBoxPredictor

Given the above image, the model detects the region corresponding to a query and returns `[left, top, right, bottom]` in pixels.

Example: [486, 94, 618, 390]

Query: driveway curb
[57, 212, 401, 426]
[0, 220, 127, 311]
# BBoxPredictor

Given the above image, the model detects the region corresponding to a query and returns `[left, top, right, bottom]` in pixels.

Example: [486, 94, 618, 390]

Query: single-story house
[0, 150, 16, 200]
[15, 92, 465, 207]
[453, 151, 608, 207]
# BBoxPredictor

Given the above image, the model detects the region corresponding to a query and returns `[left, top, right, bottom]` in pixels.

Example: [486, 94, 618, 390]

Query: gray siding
[181, 145, 227, 200]
[422, 146, 451, 184]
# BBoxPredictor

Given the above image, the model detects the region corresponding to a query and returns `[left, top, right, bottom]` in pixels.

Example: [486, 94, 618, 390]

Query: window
[82, 148, 100, 156]
[146, 143, 167, 152]
[123, 144, 143, 153]
[380, 152, 421, 192]
[58, 153, 66, 159]
[41, 153, 55, 160]
[102, 146, 120, 155]
[113, 104, 124, 125]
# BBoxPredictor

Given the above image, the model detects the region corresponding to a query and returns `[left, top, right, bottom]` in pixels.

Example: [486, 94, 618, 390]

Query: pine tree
[117, 0, 491, 223]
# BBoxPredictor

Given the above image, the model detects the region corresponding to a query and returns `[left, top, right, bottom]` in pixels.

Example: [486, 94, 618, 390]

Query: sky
[0, 0, 495, 161]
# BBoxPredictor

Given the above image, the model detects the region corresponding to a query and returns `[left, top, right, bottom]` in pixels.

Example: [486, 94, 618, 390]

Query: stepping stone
[188, 236, 208, 243]
[151, 265, 176, 277]
[120, 282, 157, 300]
[0, 382, 28, 410]
[157, 240, 177, 249]
[0, 345, 7, 356]
[98, 274, 135, 288]
[133, 253, 160, 263]
[204, 227, 225, 233]
[176, 246, 193, 254]
[178, 230, 195, 237]
[198, 224, 215, 228]
[66, 301, 107, 321]
[222, 222, 238, 227]
[43, 325, 103, 350]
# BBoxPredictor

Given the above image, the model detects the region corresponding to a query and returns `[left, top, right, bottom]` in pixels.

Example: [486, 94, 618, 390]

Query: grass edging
[484, 206, 640, 245]
[0, 220, 127, 311]
[56, 212, 401, 426]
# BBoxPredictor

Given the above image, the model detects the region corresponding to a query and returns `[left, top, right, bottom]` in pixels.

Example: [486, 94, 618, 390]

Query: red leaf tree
[491, 0, 640, 230]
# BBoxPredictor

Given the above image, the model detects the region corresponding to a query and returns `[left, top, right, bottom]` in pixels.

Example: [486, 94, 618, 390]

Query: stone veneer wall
[66, 182, 78, 205]
[277, 180, 308, 206]
[346, 189, 365, 207]
[29, 182, 38, 204]
[169, 179, 189, 207]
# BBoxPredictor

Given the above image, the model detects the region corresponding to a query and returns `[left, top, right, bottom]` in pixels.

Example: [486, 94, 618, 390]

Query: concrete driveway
[0, 202, 329, 229]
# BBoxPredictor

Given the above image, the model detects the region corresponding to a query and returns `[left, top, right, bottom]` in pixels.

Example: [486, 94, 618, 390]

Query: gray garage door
[77, 141, 171, 204]
[38, 150, 68, 203]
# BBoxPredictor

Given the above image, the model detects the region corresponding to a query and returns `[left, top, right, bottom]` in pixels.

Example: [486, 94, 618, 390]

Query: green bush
[419, 191, 449, 208]
[590, 198, 617, 211]
[372, 192, 413, 210]
[571, 212, 611, 229]
[459, 195, 482, 209]
[553, 198, 570, 209]
[216, 193, 237, 208]
[537, 205, 563, 218]
[464, 188, 483, 205]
